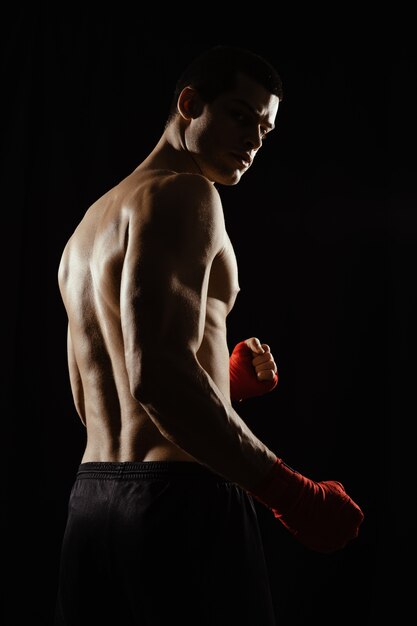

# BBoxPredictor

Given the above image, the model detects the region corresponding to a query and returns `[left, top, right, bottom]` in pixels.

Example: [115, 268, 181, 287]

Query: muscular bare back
[58, 167, 240, 463]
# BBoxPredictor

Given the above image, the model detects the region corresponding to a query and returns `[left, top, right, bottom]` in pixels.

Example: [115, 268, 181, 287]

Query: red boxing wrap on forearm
[229, 341, 278, 402]
[251, 458, 364, 553]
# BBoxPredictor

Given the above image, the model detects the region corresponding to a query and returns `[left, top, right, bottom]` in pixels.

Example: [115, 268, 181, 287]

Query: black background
[3, 8, 416, 626]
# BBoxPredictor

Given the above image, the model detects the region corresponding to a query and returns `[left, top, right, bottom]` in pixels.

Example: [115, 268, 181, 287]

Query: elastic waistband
[77, 461, 229, 482]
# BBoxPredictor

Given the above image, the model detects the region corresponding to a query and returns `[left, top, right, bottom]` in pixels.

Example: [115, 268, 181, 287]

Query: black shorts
[54, 461, 276, 626]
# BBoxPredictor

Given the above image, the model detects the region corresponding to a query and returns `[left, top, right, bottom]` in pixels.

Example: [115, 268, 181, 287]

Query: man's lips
[231, 153, 252, 168]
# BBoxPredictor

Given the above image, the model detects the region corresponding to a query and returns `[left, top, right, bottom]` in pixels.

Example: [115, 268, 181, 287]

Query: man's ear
[177, 86, 204, 120]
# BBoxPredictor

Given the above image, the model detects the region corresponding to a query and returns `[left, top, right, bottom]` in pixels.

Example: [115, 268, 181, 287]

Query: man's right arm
[121, 173, 364, 553]
[121, 173, 276, 491]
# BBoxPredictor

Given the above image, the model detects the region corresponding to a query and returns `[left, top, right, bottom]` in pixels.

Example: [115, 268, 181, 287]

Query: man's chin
[215, 170, 243, 186]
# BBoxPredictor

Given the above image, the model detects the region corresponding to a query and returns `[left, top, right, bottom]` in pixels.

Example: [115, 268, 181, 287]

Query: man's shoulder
[127, 170, 223, 222]
[151, 170, 220, 206]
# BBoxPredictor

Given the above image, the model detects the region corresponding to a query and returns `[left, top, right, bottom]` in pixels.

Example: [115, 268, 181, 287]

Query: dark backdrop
[3, 9, 416, 626]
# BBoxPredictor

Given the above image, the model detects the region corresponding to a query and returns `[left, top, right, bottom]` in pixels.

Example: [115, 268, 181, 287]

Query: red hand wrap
[229, 341, 278, 402]
[251, 458, 364, 553]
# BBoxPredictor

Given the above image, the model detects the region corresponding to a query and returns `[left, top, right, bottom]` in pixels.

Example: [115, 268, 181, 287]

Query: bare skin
[58, 73, 280, 491]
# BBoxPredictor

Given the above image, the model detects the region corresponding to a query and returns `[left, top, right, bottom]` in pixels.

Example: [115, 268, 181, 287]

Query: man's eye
[232, 110, 247, 123]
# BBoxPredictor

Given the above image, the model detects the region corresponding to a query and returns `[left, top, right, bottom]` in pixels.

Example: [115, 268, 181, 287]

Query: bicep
[126, 227, 210, 352]
[121, 178, 223, 395]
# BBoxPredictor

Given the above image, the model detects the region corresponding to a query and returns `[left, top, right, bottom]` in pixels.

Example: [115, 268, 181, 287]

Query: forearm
[134, 353, 277, 491]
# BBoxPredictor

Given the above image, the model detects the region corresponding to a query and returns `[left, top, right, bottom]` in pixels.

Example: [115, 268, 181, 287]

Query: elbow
[129, 358, 161, 405]
[129, 364, 182, 446]
[131, 380, 151, 405]
[130, 373, 150, 404]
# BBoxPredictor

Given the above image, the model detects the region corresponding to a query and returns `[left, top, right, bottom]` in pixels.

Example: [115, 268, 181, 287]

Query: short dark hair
[165, 44, 283, 126]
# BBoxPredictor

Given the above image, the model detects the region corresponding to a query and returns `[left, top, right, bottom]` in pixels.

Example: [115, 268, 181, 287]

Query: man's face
[186, 72, 279, 185]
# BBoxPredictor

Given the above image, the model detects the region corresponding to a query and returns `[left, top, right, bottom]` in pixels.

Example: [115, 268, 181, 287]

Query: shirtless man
[54, 46, 364, 626]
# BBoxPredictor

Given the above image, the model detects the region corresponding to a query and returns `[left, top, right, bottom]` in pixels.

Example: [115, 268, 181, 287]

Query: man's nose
[244, 127, 262, 151]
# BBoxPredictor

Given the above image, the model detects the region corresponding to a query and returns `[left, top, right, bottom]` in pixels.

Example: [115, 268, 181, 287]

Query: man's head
[167, 45, 283, 186]
[166, 45, 283, 127]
